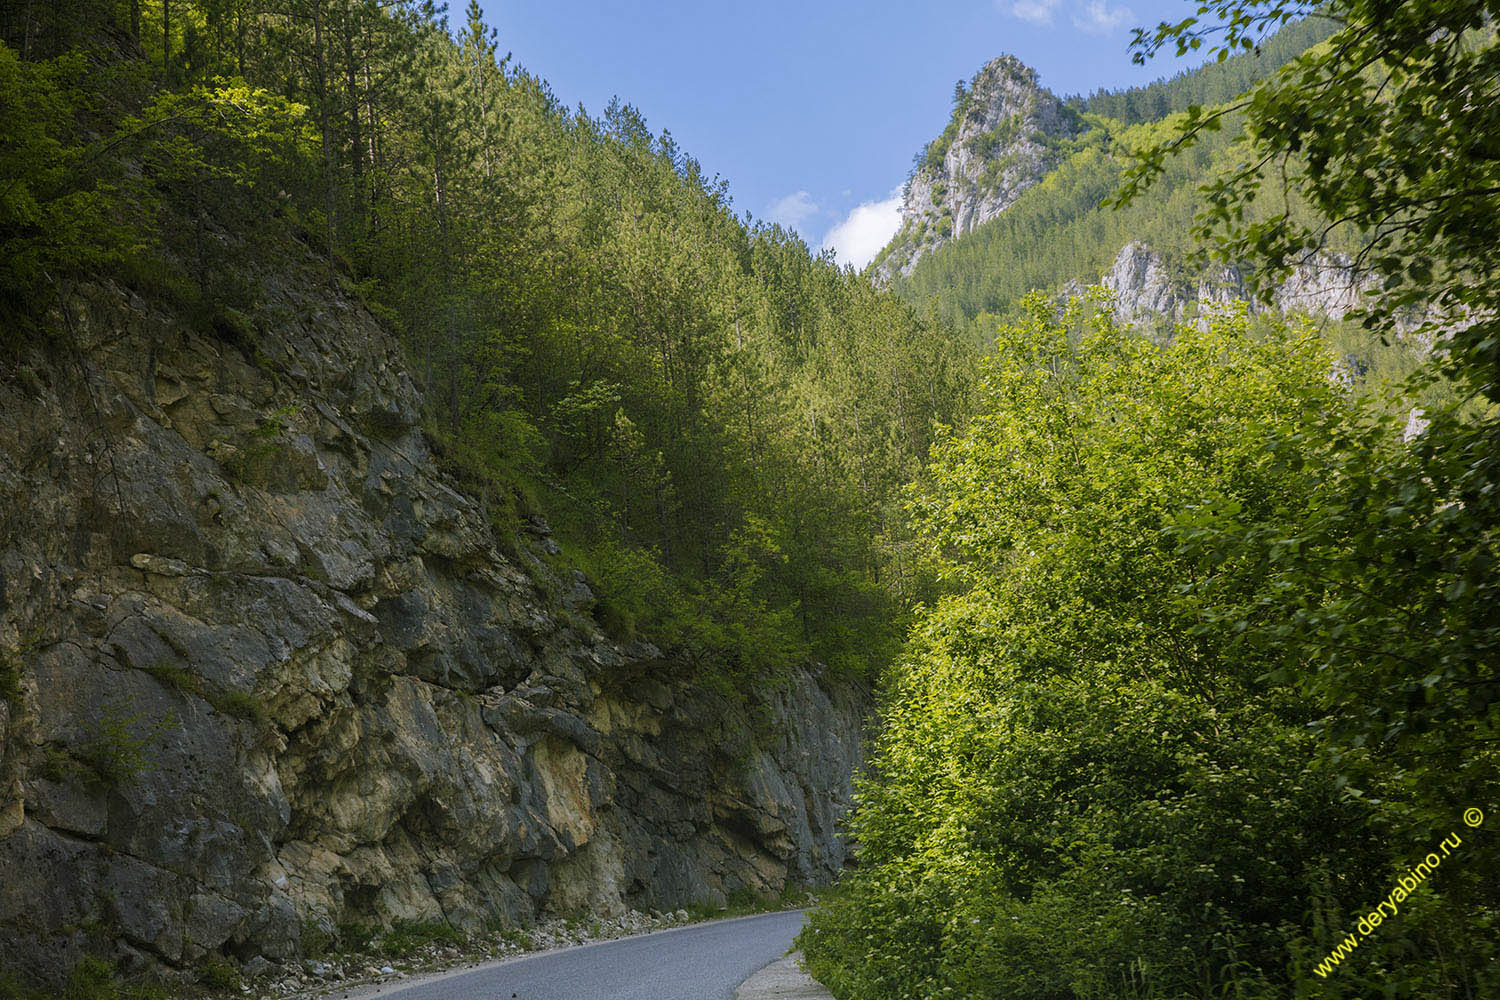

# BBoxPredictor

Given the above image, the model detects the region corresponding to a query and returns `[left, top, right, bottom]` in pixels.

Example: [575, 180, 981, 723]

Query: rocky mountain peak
[872, 54, 1080, 284]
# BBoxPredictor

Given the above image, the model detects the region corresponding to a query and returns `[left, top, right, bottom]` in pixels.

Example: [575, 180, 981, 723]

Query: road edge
[329, 908, 811, 1000]
[733, 950, 835, 1000]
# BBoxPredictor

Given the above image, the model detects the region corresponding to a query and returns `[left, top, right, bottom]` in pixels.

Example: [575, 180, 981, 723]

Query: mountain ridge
[872, 55, 1080, 284]
[871, 18, 1358, 328]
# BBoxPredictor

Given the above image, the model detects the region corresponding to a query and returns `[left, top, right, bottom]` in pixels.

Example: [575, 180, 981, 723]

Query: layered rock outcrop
[1099, 241, 1381, 325]
[874, 55, 1080, 283]
[0, 268, 867, 985]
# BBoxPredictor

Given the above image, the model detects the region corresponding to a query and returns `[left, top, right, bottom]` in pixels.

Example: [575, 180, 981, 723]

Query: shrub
[0, 629, 43, 710]
[76, 699, 176, 787]
[0, 654, 21, 710]
[378, 920, 466, 958]
[196, 958, 240, 990]
[208, 690, 266, 725]
[142, 663, 199, 698]
[336, 921, 377, 954]
[801, 298, 1408, 998]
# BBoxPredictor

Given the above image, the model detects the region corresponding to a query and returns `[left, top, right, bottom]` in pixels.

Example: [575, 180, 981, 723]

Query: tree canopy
[807, 2, 1500, 997]
[0, 0, 976, 692]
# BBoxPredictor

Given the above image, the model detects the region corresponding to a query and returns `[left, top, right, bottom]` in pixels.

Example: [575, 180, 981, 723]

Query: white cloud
[766, 190, 820, 231]
[822, 189, 904, 271]
[1006, 0, 1060, 27]
[1071, 0, 1135, 34]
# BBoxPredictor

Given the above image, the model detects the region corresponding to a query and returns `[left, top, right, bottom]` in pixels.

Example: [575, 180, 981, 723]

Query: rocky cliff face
[1098, 241, 1382, 325]
[873, 55, 1080, 284]
[0, 267, 867, 985]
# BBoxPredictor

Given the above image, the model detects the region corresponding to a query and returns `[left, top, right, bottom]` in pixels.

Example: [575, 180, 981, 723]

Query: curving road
[353, 910, 808, 1000]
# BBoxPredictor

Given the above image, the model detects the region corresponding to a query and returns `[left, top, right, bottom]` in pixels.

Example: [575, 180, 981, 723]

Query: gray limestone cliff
[0, 267, 868, 985]
[873, 55, 1081, 284]
[1098, 241, 1381, 325]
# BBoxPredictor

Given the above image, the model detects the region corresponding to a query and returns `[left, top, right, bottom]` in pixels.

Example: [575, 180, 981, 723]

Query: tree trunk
[340, 2, 363, 181]
[234, 3, 245, 75]
[310, 0, 336, 274]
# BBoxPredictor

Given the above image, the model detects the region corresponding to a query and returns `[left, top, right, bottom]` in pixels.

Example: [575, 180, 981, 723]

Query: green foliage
[126, 80, 315, 314]
[62, 957, 166, 1000]
[1124, 3, 1500, 402]
[1117, 2, 1500, 991]
[0, 38, 314, 334]
[920, 117, 962, 173]
[144, 662, 267, 727]
[0, 46, 135, 326]
[678, 884, 809, 923]
[209, 690, 266, 725]
[74, 698, 176, 787]
[0, 633, 36, 709]
[336, 921, 378, 954]
[142, 663, 199, 698]
[195, 958, 239, 990]
[299, 918, 333, 959]
[37, 747, 94, 787]
[217, 405, 298, 484]
[1, 0, 972, 693]
[800, 298, 1481, 998]
[0, 669, 15, 710]
[968, 114, 1022, 154]
[0, 955, 168, 1000]
[427, 409, 548, 558]
[1069, 15, 1336, 124]
[377, 920, 466, 958]
[884, 20, 1379, 372]
[891, 103, 1367, 354]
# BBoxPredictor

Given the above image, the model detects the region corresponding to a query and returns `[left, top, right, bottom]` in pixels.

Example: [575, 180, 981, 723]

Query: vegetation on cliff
[0, 0, 972, 690]
[878, 17, 1346, 332]
[4, 0, 1499, 997]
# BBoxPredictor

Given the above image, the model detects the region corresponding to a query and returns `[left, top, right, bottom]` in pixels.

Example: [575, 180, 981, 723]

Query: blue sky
[477, 0, 1203, 267]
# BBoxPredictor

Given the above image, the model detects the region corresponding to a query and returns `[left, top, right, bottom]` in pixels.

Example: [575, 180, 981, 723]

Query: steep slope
[1097, 241, 1378, 326]
[0, 259, 866, 985]
[874, 20, 1373, 331]
[872, 56, 1082, 283]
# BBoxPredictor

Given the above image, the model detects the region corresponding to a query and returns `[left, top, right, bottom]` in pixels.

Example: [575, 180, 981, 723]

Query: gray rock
[0, 269, 870, 989]
[876, 55, 1080, 283]
[1098, 241, 1386, 329]
[242, 955, 275, 980]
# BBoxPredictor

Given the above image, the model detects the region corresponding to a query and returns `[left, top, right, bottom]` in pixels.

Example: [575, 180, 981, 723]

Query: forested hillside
[1, 0, 972, 691]
[4, 0, 1498, 998]
[1068, 14, 1334, 123]
[805, 1, 1500, 997]
[877, 17, 1354, 336]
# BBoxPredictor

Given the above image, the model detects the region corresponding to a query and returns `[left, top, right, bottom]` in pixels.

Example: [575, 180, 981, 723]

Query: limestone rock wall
[0, 271, 868, 984]
[874, 55, 1080, 283]
[1099, 241, 1382, 326]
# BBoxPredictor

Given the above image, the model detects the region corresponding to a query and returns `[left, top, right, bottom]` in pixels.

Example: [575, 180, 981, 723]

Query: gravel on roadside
[250, 908, 694, 1000]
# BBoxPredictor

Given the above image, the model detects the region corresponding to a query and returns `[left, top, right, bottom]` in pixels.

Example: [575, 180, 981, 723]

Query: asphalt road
[360, 910, 808, 1000]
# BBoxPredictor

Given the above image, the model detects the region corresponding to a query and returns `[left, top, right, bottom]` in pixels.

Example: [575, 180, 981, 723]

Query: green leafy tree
[0, 46, 136, 321]
[1122, 0, 1500, 844]
[803, 296, 1411, 998]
